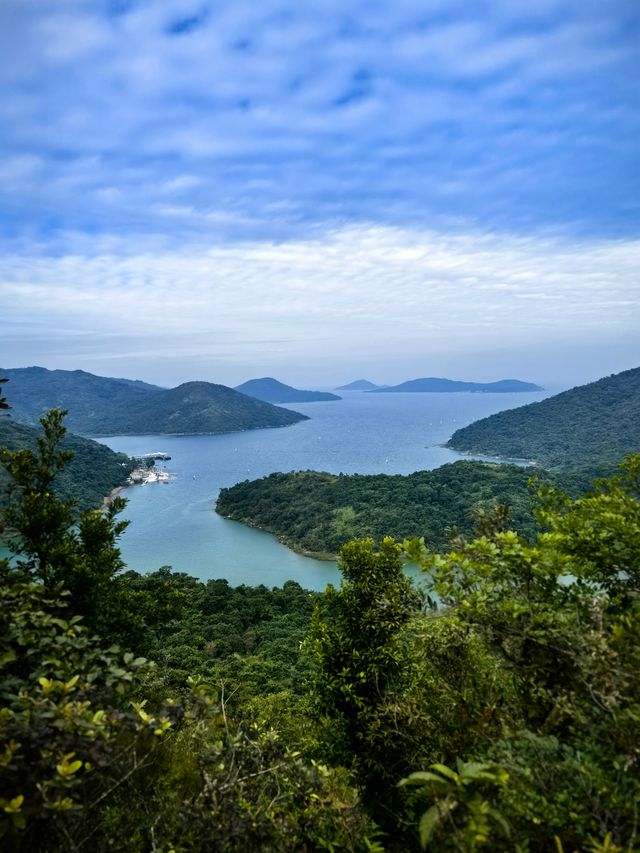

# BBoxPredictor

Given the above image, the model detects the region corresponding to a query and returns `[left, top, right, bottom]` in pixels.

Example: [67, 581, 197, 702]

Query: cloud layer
[2, 224, 638, 385]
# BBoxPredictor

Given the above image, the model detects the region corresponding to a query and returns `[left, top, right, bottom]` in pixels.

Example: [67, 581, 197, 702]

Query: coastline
[220, 514, 338, 562]
[103, 484, 127, 506]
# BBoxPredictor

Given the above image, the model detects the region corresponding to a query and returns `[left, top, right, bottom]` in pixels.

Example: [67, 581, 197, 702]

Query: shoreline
[102, 484, 127, 506]
[220, 514, 338, 562]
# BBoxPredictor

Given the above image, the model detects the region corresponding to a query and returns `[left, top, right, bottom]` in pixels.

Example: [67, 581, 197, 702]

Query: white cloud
[2, 225, 638, 357]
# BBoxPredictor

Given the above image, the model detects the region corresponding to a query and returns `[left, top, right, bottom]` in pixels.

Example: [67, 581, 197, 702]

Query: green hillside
[0, 418, 134, 511]
[447, 367, 640, 469]
[216, 460, 590, 556]
[1, 368, 308, 435]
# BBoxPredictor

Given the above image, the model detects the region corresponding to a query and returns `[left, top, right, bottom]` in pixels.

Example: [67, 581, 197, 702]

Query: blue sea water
[100, 390, 550, 590]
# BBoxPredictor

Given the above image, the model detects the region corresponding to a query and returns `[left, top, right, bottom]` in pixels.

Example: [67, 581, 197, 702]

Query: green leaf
[399, 771, 449, 788]
[429, 763, 460, 783]
[419, 799, 457, 849]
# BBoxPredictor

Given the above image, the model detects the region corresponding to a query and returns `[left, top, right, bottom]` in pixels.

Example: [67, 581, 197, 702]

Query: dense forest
[0, 367, 307, 435]
[1, 407, 639, 851]
[447, 366, 640, 469]
[216, 461, 600, 556]
[0, 417, 134, 512]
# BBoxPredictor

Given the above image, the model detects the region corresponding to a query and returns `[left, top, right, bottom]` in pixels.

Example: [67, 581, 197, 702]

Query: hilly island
[235, 376, 341, 403]
[368, 377, 542, 393]
[1, 367, 308, 435]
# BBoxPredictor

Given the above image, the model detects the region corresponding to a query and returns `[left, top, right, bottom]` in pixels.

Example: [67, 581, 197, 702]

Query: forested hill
[447, 366, 640, 469]
[216, 460, 589, 556]
[235, 377, 341, 403]
[1, 367, 308, 435]
[0, 418, 135, 511]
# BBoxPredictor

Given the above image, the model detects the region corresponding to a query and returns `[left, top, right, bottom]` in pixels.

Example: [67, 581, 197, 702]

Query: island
[368, 377, 543, 393]
[334, 379, 381, 391]
[235, 377, 341, 403]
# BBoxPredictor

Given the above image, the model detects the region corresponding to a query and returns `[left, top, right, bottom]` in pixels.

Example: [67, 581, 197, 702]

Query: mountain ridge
[1, 367, 308, 436]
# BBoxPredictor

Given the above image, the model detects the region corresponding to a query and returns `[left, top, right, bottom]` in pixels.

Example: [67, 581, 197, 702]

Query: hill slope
[216, 461, 590, 557]
[369, 377, 542, 393]
[0, 418, 135, 512]
[447, 367, 640, 469]
[1, 368, 308, 435]
[235, 377, 341, 403]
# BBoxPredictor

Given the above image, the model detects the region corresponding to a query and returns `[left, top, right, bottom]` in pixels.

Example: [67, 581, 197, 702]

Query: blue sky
[1, 0, 638, 387]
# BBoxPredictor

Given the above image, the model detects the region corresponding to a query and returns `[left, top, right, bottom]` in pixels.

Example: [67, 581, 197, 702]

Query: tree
[305, 537, 421, 824]
[400, 456, 640, 849]
[0, 408, 128, 632]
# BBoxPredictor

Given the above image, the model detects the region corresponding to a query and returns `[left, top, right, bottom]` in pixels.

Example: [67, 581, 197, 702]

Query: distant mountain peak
[235, 377, 341, 404]
[335, 379, 380, 391]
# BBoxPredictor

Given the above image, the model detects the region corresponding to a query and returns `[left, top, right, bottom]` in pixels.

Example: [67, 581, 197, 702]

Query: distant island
[368, 377, 543, 393]
[334, 379, 381, 391]
[447, 366, 640, 469]
[235, 377, 341, 403]
[0, 367, 308, 436]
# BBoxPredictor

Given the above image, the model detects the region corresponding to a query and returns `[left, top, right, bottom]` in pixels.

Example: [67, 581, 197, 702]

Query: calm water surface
[101, 390, 550, 590]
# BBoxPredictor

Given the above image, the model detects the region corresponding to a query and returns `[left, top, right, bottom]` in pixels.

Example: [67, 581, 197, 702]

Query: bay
[100, 389, 551, 590]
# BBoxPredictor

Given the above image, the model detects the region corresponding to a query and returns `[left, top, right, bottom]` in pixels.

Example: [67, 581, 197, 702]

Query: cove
[100, 389, 550, 590]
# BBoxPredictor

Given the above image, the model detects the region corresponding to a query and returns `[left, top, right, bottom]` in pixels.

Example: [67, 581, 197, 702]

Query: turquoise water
[100, 390, 550, 590]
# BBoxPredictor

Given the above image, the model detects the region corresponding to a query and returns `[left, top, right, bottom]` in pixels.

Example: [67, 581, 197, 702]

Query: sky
[0, 0, 638, 389]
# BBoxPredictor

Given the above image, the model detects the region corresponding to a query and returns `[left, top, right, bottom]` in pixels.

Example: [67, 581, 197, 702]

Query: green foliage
[447, 366, 640, 470]
[401, 456, 640, 850]
[399, 760, 510, 851]
[0, 416, 134, 512]
[1, 409, 129, 630]
[217, 460, 583, 556]
[0, 406, 377, 852]
[113, 684, 380, 853]
[304, 537, 421, 825]
[0, 566, 171, 849]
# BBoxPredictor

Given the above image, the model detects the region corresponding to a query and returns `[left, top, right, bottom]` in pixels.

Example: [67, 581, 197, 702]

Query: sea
[100, 389, 551, 591]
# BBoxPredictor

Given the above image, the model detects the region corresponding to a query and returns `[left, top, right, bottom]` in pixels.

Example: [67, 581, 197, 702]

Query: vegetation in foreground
[0, 416, 135, 512]
[1, 407, 639, 851]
